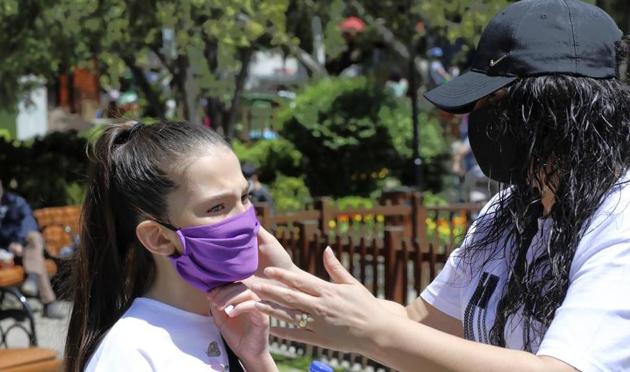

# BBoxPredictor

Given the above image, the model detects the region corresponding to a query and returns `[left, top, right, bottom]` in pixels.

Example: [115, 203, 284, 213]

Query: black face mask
[468, 105, 529, 185]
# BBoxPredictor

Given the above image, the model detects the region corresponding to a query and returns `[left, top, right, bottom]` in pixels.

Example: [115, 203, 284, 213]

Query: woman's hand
[207, 283, 276, 371]
[242, 227, 298, 290]
[250, 247, 393, 355]
[256, 226, 297, 274]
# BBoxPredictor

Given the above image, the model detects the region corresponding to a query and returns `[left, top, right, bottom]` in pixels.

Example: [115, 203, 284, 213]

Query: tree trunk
[123, 56, 165, 118]
[206, 97, 226, 133]
[224, 47, 253, 140]
[172, 55, 188, 121]
[183, 62, 200, 126]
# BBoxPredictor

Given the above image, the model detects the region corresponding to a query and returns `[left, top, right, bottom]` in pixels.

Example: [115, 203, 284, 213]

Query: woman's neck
[144, 255, 210, 316]
[541, 185, 555, 217]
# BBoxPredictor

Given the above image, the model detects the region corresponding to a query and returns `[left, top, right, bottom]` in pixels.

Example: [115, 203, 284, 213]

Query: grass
[273, 353, 347, 372]
[273, 354, 312, 371]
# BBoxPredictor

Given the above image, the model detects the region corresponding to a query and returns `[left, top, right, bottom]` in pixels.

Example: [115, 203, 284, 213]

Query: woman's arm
[365, 315, 575, 372]
[252, 248, 576, 372]
[378, 298, 465, 338]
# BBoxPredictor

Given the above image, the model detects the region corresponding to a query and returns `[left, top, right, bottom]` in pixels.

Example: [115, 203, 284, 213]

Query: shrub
[277, 77, 449, 197]
[0, 131, 88, 208]
[270, 175, 312, 213]
[232, 138, 302, 184]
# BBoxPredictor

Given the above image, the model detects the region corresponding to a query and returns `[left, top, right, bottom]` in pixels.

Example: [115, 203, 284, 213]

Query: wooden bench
[1, 266, 63, 371]
[33, 206, 81, 258]
[0, 261, 57, 347]
[0, 206, 74, 371]
[0, 347, 62, 371]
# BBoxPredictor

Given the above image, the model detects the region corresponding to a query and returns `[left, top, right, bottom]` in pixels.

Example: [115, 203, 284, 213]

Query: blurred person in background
[242, 163, 274, 213]
[0, 180, 64, 318]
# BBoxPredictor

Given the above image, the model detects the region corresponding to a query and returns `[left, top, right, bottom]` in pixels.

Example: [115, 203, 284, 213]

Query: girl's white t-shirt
[85, 297, 231, 371]
[421, 179, 630, 372]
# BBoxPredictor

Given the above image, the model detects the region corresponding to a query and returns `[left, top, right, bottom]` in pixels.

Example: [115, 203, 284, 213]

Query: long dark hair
[64, 121, 227, 372]
[463, 39, 630, 350]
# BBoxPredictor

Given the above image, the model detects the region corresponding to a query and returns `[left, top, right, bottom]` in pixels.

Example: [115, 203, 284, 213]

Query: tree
[1, 0, 290, 137]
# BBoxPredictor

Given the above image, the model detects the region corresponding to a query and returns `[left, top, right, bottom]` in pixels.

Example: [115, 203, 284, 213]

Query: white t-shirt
[421, 178, 630, 371]
[86, 297, 231, 371]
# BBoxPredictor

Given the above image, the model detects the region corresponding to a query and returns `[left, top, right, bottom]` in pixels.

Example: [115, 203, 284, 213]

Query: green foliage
[278, 77, 449, 197]
[0, 0, 291, 118]
[335, 196, 374, 209]
[416, 0, 511, 45]
[231, 138, 302, 184]
[422, 191, 449, 207]
[66, 182, 87, 205]
[270, 175, 312, 212]
[0, 131, 88, 209]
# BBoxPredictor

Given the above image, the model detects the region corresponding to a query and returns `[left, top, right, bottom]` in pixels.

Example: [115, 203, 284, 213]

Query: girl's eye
[207, 204, 225, 214]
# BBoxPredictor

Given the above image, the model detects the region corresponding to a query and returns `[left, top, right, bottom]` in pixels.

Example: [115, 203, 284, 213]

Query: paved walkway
[2, 298, 71, 356]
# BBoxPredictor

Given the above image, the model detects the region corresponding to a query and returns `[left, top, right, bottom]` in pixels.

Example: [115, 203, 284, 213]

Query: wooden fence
[256, 191, 483, 369]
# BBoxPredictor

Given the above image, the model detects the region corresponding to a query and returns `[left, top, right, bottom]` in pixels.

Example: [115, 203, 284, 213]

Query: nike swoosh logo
[489, 54, 508, 67]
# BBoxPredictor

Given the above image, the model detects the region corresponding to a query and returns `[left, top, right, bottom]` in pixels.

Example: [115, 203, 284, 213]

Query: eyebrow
[202, 183, 251, 204]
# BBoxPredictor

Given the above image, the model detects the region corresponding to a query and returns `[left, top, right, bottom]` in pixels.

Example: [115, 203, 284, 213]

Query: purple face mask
[166, 206, 260, 292]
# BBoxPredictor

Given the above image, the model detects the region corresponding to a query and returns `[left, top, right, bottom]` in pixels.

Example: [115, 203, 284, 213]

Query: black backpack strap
[222, 337, 245, 372]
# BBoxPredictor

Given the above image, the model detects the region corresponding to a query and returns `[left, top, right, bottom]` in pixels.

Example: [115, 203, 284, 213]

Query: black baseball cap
[424, 0, 622, 114]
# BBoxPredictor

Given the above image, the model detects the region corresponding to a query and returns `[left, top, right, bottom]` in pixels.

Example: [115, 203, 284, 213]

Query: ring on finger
[296, 312, 314, 328]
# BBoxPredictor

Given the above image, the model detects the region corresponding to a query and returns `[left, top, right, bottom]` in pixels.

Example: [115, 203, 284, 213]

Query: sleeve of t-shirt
[537, 200, 630, 371]
[419, 191, 505, 320]
[419, 247, 466, 320]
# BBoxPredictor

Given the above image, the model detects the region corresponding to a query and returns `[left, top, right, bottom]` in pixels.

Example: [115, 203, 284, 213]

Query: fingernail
[224, 305, 234, 315]
[264, 267, 276, 276]
[325, 246, 333, 254]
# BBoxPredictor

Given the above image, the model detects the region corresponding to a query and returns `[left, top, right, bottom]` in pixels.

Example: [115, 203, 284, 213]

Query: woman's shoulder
[85, 298, 188, 370]
[571, 175, 630, 274]
[84, 316, 157, 371]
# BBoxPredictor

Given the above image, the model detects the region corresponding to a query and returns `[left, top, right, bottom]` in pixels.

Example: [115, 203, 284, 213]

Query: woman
[64, 121, 277, 372]
[214, 1, 630, 371]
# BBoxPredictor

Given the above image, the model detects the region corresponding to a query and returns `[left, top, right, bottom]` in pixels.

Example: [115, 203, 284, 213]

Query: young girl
[64, 121, 277, 372]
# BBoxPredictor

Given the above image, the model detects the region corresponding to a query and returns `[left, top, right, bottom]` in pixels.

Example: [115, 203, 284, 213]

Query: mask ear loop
[152, 220, 183, 257]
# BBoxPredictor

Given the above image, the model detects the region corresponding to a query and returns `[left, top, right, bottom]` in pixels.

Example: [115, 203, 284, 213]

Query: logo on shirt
[207, 341, 221, 357]
[464, 272, 500, 343]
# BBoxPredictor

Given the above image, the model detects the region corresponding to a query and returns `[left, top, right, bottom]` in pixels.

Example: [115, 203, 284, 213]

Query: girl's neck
[144, 255, 210, 316]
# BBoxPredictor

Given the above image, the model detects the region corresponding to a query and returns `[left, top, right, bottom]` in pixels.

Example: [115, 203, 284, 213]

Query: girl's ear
[136, 220, 181, 256]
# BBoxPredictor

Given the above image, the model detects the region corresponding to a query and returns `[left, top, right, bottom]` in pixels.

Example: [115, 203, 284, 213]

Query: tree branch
[122, 55, 165, 118]
[349, 0, 411, 60]
[285, 42, 328, 76]
[236, 12, 327, 76]
[225, 47, 254, 140]
[149, 45, 177, 77]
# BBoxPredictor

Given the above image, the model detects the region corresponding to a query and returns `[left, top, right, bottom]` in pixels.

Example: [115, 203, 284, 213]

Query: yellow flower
[376, 214, 385, 223]
[353, 214, 362, 222]
[328, 220, 337, 229]
[437, 224, 451, 237]
[452, 213, 467, 227]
